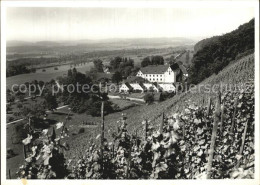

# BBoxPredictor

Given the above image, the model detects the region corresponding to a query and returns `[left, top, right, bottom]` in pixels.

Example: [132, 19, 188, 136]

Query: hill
[65, 53, 254, 164]
[14, 53, 255, 179]
[6, 37, 196, 54]
[189, 18, 254, 84]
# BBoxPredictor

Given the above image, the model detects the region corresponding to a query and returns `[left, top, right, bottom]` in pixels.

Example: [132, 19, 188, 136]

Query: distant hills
[7, 40, 62, 47]
[189, 18, 254, 84]
[6, 37, 196, 54]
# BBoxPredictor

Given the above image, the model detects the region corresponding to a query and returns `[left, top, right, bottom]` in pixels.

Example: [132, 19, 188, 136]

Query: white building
[158, 83, 176, 92]
[143, 83, 159, 93]
[136, 65, 180, 83]
[129, 83, 145, 93]
[119, 82, 133, 93]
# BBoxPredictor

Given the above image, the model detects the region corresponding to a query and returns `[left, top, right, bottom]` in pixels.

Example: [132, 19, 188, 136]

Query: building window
[160, 78, 162, 81]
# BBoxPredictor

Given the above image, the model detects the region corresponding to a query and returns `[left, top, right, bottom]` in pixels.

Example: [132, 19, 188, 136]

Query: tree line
[141, 55, 164, 67]
[7, 64, 36, 77]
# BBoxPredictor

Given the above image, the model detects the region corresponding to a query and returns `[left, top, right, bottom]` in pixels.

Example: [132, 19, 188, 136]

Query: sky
[6, 7, 255, 41]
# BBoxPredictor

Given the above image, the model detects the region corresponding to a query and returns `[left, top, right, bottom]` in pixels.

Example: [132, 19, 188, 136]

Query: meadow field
[6, 62, 94, 89]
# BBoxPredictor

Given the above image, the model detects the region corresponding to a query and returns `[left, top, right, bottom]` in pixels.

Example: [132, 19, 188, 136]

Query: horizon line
[6, 36, 204, 43]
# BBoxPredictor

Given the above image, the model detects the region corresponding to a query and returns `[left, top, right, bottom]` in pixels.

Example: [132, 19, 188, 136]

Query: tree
[130, 67, 140, 76]
[21, 103, 46, 130]
[151, 55, 164, 65]
[6, 104, 12, 114]
[68, 69, 73, 77]
[43, 92, 58, 111]
[7, 90, 15, 103]
[93, 59, 104, 72]
[121, 66, 132, 77]
[141, 57, 151, 67]
[189, 18, 254, 85]
[72, 68, 77, 76]
[86, 99, 114, 117]
[17, 92, 26, 102]
[112, 71, 123, 84]
[110, 57, 122, 70]
[148, 86, 155, 93]
[144, 93, 154, 104]
[17, 102, 23, 110]
[57, 68, 113, 115]
[141, 56, 164, 67]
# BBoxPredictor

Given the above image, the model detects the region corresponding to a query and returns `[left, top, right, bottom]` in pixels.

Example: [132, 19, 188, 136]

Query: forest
[189, 18, 254, 84]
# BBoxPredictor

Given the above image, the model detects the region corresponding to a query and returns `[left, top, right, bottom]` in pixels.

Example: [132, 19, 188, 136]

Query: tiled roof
[126, 76, 146, 83]
[140, 65, 170, 74]
[143, 83, 158, 90]
[129, 83, 145, 90]
[125, 82, 133, 89]
[96, 72, 113, 80]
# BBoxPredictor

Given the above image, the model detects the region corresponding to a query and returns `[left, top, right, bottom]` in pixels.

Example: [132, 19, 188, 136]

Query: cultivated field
[6, 62, 94, 89]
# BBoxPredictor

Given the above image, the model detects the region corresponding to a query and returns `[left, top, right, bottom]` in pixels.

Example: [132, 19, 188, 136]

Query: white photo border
[1, 1, 259, 185]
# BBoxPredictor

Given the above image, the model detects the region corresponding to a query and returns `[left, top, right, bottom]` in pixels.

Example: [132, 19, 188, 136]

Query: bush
[144, 93, 154, 104]
[78, 128, 85, 134]
[54, 67, 58, 70]
[6, 105, 12, 114]
[42, 69, 46, 72]
[30, 68, 36, 73]
[13, 124, 27, 143]
[8, 116, 14, 122]
[159, 92, 175, 102]
[13, 112, 21, 117]
[17, 103, 23, 109]
[7, 148, 15, 159]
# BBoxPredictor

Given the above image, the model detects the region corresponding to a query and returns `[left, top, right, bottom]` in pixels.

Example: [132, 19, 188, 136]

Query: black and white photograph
[1, 0, 259, 183]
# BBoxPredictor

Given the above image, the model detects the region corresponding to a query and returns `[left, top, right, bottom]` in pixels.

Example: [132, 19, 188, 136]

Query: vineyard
[16, 73, 255, 179]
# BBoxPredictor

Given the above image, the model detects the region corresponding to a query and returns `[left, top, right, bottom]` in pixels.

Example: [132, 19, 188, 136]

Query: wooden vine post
[206, 97, 211, 117]
[160, 112, 164, 134]
[121, 113, 131, 178]
[9, 169, 11, 179]
[134, 128, 138, 145]
[100, 101, 105, 171]
[231, 98, 238, 134]
[23, 145, 27, 159]
[206, 92, 221, 179]
[236, 120, 249, 168]
[126, 140, 132, 179]
[144, 119, 148, 140]
[219, 105, 225, 135]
